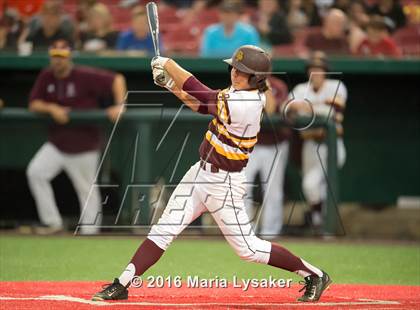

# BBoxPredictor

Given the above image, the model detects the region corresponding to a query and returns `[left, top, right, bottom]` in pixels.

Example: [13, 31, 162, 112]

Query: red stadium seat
[162, 24, 201, 55]
[62, 1, 78, 17]
[158, 6, 181, 24]
[294, 27, 322, 47]
[393, 25, 420, 56]
[197, 8, 219, 26]
[109, 6, 131, 31]
[272, 44, 300, 57]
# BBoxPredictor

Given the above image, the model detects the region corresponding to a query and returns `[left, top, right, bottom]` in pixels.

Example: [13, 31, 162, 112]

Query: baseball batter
[93, 45, 331, 302]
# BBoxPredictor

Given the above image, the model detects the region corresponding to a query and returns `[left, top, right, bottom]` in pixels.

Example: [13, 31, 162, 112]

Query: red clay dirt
[0, 281, 419, 309]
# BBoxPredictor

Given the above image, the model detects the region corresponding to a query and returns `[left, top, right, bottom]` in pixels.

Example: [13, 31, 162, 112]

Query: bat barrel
[146, 2, 160, 57]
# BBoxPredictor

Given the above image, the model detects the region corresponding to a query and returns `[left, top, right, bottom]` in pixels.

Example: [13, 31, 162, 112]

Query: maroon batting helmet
[224, 45, 271, 91]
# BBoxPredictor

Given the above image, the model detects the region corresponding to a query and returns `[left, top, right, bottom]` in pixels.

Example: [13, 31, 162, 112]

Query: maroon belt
[200, 160, 220, 173]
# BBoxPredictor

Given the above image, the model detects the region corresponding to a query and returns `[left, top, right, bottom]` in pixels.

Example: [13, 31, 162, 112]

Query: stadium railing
[0, 52, 420, 73]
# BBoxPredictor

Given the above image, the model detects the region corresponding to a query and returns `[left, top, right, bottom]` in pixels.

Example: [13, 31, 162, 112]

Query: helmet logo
[235, 50, 244, 62]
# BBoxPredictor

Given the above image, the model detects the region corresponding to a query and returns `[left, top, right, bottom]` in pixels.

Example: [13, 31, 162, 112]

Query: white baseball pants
[26, 142, 101, 233]
[302, 138, 346, 205]
[148, 161, 272, 264]
[244, 142, 289, 236]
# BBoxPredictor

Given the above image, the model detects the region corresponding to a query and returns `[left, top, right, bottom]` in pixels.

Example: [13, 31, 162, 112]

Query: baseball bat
[146, 1, 160, 57]
[146, 2, 165, 84]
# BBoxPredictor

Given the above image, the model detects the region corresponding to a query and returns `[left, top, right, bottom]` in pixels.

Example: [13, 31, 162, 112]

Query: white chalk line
[0, 295, 401, 307]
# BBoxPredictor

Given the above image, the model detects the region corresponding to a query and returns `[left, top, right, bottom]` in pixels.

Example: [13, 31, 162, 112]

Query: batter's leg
[204, 172, 324, 277]
[204, 172, 331, 301]
[64, 150, 101, 235]
[26, 142, 65, 228]
[117, 162, 207, 286]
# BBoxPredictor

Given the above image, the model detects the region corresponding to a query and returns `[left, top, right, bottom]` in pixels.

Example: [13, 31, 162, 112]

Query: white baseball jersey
[199, 87, 266, 171]
[289, 79, 347, 116]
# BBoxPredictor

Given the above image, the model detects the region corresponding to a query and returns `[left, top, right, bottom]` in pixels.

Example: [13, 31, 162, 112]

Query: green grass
[0, 235, 419, 285]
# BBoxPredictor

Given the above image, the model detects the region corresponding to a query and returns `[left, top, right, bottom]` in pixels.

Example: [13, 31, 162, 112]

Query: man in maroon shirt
[26, 40, 126, 234]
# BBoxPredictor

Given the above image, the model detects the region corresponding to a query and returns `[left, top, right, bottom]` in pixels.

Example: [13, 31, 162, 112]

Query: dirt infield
[1, 281, 419, 309]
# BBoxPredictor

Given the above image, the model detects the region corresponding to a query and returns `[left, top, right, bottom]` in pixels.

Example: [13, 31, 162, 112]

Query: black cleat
[92, 278, 128, 301]
[297, 271, 332, 302]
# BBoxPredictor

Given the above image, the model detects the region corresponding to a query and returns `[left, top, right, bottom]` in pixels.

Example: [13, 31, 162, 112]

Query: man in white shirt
[288, 51, 346, 231]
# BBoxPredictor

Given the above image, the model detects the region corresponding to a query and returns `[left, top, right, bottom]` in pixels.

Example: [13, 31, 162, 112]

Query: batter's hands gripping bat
[146, 1, 165, 84]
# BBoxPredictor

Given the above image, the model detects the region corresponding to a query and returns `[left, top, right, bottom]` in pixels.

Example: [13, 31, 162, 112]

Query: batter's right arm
[164, 59, 193, 89]
[151, 64, 200, 112]
[151, 57, 192, 90]
[152, 57, 219, 115]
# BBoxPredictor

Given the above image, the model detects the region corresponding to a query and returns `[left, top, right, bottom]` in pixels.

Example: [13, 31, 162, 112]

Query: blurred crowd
[0, 0, 419, 58]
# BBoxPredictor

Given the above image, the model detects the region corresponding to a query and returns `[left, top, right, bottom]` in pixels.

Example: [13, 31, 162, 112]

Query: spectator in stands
[179, 0, 208, 25]
[287, 0, 309, 32]
[26, 40, 127, 235]
[76, 0, 98, 33]
[253, 0, 292, 46]
[331, 0, 351, 13]
[356, 15, 401, 58]
[404, 1, 420, 24]
[348, 0, 369, 53]
[349, 1, 369, 30]
[19, 1, 75, 51]
[200, 0, 260, 57]
[79, 3, 119, 52]
[304, 8, 350, 55]
[313, 0, 334, 17]
[301, 0, 322, 26]
[4, 0, 44, 22]
[116, 5, 161, 55]
[0, 8, 23, 51]
[23, 1, 75, 42]
[368, 0, 406, 29]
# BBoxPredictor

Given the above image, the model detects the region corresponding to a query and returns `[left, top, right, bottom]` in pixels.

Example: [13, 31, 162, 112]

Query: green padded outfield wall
[0, 55, 419, 221]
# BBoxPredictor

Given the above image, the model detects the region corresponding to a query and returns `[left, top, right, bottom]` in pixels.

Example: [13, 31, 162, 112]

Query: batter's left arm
[169, 84, 201, 112]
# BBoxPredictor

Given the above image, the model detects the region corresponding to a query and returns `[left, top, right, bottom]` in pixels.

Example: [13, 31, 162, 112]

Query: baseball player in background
[26, 40, 126, 235]
[93, 45, 331, 302]
[289, 51, 346, 231]
[245, 75, 290, 239]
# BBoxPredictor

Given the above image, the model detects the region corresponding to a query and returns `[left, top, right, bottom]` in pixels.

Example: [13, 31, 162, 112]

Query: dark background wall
[1, 59, 419, 223]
